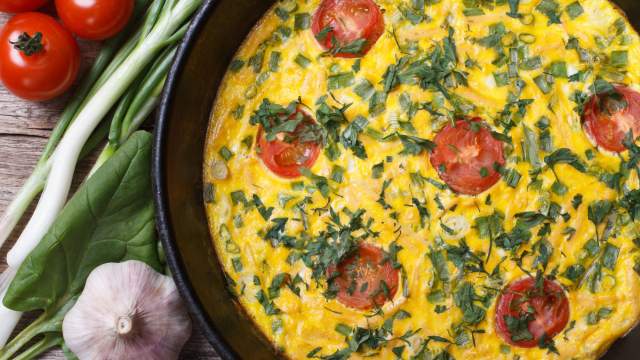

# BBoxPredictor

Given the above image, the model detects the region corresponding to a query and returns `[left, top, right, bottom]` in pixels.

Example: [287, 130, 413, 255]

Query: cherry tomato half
[582, 85, 640, 153]
[429, 118, 505, 195]
[327, 243, 399, 310]
[495, 277, 570, 348]
[55, 0, 134, 40]
[312, 0, 385, 58]
[0, 0, 47, 13]
[0, 13, 79, 101]
[256, 108, 322, 178]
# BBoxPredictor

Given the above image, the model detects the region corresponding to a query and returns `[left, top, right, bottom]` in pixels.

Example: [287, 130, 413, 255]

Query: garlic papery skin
[62, 260, 192, 360]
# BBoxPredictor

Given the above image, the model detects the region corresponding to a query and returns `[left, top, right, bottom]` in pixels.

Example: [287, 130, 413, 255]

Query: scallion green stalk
[0, 0, 202, 352]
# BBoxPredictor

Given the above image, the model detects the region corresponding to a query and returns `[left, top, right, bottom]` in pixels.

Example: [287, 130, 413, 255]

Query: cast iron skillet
[153, 1, 640, 358]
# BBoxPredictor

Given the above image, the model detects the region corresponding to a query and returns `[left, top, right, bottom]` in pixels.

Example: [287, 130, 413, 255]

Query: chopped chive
[232, 104, 244, 120]
[229, 59, 245, 72]
[519, 33, 536, 44]
[566, 1, 584, 19]
[521, 56, 542, 70]
[328, 72, 355, 90]
[548, 61, 568, 78]
[610, 50, 628, 68]
[331, 165, 345, 183]
[354, 79, 375, 100]
[294, 13, 311, 30]
[204, 182, 215, 203]
[275, 7, 289, 21]
[494, 72, 510, 87]
[520, 13, 535, 25]
[294, 54, 311, 68]
[219, 146, 234, 161]
[463, 7, 484, 16]
[232, 257, 243, 272]
[480, 167, 489, 177]
[269, 51, 281, 72]
[372, 162, 384, 179]
[534, 74, 554, 94]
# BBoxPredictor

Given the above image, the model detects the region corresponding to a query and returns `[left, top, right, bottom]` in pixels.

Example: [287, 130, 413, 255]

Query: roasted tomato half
[311, 0, 385, 58]
[429, 118, 506, 195]
[256, 107, 322, 178]
[495, 277, 570, 348]
[327, 243, 399, 310]
[582, 85, 640, 153]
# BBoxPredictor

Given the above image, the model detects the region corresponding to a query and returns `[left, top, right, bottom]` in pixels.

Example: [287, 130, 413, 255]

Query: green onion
[354, 79, 375, 100]
[519, 13, 535, 25]
[294, 54, 311, 68]
[229, 59, 245, 72]
[548, 61, 568, 78]
[519, 33, 536, 44]
[494, 72, 510, 87]
[294, 13, 310, 30]
[269, 51, 281, 72]
[328, 72, 355, 90]
[566, 1, 584, 19]
[463, 8, 484, 16]
[610, 50, 628, 68]
[521, 56, 542, 70]
[331, 166, 345, 183]
[534, 74, 554, 94]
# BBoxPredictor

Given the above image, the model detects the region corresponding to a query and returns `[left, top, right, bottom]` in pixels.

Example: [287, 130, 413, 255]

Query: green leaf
[6, 131, 160, 311]
[398, 133, 435, 155]
[544, 148, 586, 172]
[588, 200, 614, 226]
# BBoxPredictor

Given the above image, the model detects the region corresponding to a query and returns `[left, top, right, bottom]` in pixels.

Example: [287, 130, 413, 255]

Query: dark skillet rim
[152, 0, 236, 359]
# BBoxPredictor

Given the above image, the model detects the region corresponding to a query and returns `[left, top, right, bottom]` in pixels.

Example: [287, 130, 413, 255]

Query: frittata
[203, 0, 640, 358]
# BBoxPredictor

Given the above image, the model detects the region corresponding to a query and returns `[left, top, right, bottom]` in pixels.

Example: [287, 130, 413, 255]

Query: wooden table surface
[0, 11, 219, 360]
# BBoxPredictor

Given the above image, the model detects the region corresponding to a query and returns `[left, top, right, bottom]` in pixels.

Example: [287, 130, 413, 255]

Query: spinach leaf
[4, 132, 160, 349]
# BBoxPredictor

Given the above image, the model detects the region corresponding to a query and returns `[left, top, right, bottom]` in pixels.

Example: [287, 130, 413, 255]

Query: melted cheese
[204, 1, 640, 358]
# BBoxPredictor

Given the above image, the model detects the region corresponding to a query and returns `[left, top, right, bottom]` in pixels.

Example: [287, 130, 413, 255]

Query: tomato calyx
[10, 31, 43, 56]
[495, 274, 569, 351]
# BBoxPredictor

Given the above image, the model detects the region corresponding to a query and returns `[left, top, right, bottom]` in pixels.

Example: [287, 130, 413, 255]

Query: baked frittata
[203, 0, 640, 358]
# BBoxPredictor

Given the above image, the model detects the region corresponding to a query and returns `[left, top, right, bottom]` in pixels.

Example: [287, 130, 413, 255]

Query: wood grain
[0, 12, 219, 360]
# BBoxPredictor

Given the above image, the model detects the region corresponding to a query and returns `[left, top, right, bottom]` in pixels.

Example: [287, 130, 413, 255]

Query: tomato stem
[10, 32, 44, 56]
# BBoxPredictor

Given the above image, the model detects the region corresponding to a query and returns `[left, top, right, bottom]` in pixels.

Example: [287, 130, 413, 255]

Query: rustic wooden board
[0, 12, 219, 360]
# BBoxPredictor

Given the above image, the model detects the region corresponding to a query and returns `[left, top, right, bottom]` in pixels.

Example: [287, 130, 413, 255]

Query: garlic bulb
[62, 260, 192, 360]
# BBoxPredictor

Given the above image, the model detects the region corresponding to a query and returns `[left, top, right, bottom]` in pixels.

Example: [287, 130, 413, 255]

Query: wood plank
[0, 11, 219, 360]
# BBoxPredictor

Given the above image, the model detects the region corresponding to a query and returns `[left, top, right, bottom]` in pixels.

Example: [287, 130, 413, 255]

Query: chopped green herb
[294, 13, 311, 30]
[566, 1, 584, 19]
[328, 72, 355, 90]
[219, 146, 234, 161]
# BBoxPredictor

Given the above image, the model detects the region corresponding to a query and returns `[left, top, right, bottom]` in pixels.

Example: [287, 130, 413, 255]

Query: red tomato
[256, 109, 322, 178]
[0, 0, 47, 12]
[327, 243, 399, 310]
[0, 13, 79, 101]
[582, 85, 640, 153]
[55, 0, 133, 40]
[311, 0, 384, 58]
[495, 277, 570, 348]
[429, 118, 505, 195]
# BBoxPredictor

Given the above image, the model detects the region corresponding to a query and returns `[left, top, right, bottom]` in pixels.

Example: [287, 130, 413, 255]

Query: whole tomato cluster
[0, 0, 133, 101]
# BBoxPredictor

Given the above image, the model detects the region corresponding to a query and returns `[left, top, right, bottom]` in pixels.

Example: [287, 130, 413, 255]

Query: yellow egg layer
[204, 0, 640, 359]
